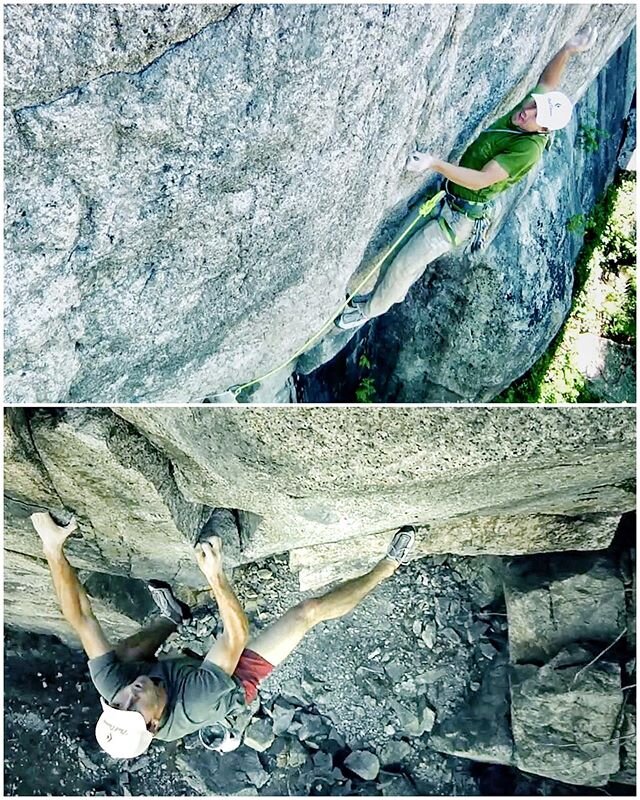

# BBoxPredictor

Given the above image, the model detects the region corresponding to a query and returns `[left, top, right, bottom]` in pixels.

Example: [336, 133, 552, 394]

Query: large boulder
[504, 553, 627, 664]
[4, 4, 636, 402]
[510, 647, 623, 786]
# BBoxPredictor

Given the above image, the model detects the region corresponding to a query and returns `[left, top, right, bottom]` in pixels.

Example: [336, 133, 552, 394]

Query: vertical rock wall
[4, 4, 636, 402]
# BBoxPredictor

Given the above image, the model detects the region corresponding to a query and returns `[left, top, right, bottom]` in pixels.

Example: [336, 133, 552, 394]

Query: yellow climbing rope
[219, 189, 446, 400]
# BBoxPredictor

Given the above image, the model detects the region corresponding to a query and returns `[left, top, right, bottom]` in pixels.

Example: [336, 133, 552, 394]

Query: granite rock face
[4, 4, 233, 108]
[3, 406, 635, 647]
[4, 4, 636, 402]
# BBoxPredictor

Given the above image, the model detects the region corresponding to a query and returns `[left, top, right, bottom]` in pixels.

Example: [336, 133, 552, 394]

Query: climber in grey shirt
[31, 511, 417, 759]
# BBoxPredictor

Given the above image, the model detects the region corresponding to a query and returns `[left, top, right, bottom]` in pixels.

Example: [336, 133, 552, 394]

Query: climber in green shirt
[336, 24, 599, 329]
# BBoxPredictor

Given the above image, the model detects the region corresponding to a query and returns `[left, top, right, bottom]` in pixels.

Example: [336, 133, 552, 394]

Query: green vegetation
[355, 353, 377, 402]
[566, 213, 587, 234]
[497, 170, 636, 404]
[577, 114, 611, 153]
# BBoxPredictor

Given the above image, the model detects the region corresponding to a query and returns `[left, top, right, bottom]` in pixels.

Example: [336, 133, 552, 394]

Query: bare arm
[31, 513, 112, 659]
[539, 25, 599, 90]
[538, 45, 573, 91]
[407, 152, 508, 191]
[195, 539, 249, 675]
[430, 157, 508, 191]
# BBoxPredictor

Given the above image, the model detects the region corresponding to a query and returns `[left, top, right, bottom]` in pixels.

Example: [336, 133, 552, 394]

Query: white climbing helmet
[532, 90, 574, 131]
[95, 698, 154, 759]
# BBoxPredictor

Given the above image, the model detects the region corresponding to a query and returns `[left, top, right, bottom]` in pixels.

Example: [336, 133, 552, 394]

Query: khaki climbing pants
[363, 210, 475, 319]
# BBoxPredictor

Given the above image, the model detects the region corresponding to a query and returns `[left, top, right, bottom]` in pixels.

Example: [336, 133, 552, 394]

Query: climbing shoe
[335, 303, 368, 330]
[147, 579, 192, 626]
[386, 526, 416, 565]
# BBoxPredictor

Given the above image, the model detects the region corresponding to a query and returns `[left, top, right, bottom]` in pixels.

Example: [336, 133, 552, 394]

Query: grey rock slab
[312, 750, 334, 775]
[4, 5, 635, 403]
[421, 623, 437, 649]
[297, 712, 328, 743]
[504, 552, 627, 664]
[112, 406, 632, 571]
[270, 701, 297, 736]
[294, 512, 626, 591]
[379, 739, 412, 766]
[389, 698, 436, 738]
[344, 750, 380, 781]
[510, 649, 623, 786]
[27, 409, 207, 586]
[384, 660, 405, 683]
[478, 641, 497, 660]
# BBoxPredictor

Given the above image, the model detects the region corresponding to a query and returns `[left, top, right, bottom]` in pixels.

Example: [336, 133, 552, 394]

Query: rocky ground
[5, 534, 636, 796]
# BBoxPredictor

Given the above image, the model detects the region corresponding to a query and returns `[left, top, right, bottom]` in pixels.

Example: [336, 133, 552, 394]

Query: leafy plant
[566, 213, 587, 234]
[355, 351, 376, 402]
[577, 114, 610, 153]
[355, 376, 376, 403]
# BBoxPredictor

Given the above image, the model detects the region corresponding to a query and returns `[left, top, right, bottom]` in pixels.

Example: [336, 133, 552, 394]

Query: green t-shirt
[88, 651, 246, 742]
[449, 85, 550, 203]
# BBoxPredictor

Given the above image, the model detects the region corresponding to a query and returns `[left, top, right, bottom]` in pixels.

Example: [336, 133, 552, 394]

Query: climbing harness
[443, 182, 494, 254]
[427, 179, 494, 254]
[208, 189, 446, 402]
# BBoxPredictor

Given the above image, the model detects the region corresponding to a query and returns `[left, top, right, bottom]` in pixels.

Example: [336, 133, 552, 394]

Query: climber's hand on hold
[566, 25, 598, 53]
[406, 150, 435, 173]
[195, 537, 224, 584]
[31, 512, 77, 555]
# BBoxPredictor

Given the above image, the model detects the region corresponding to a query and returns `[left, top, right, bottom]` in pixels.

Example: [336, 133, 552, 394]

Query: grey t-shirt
[88, 651, 246, 741]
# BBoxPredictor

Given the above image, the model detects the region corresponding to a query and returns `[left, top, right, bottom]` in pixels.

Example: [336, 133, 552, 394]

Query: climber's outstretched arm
[408, 152, 508, 190]
[31, 512, 112, 659]
[538, 25, 599, 90]
[195, 539, 249, 675]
